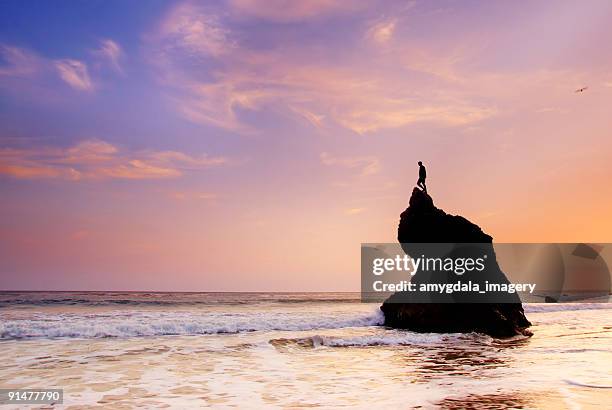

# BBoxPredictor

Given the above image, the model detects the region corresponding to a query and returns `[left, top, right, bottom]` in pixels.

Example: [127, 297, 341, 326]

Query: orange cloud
[345, 207, 366, 215]
[0, 139, 227, 180]
[0, 163, 64, 179]
[336, 104, 496, 134]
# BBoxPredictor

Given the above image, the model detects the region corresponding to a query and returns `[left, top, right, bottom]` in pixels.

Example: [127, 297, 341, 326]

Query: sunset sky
[2, 0, 612, 291]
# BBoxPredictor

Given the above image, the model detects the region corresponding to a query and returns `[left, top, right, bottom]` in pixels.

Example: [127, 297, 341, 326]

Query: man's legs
[417, 178, 426, 191]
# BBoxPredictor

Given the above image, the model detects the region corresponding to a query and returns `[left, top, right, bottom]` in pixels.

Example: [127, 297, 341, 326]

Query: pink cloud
[320, 152, 380, 176]
[0, 44, 42, 77]
[228, 0, 368, 22]
[54, 59, 93, 91]
[150, 4, 497, 135]
[170, 191, 219, 201]
[151, 1, 600, 136]
[1, 42, 123, 94]
[159, 3, 235, 57]
[345, 207, 366, 215]
[95, 39, 123, 73]
[0, 139, 228, 180]
[366, 19, 397, 44]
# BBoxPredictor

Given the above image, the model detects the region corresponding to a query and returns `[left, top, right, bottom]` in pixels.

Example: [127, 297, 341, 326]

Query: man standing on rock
[417, 161, 427, 192]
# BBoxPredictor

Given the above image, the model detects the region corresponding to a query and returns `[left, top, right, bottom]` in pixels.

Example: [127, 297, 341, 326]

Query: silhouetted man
[417, 161, 427, 192]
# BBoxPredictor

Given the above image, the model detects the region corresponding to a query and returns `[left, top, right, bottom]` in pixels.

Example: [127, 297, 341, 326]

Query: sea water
[0, 292, 610, 408]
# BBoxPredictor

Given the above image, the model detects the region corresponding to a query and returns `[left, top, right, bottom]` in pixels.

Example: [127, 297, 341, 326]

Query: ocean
[1, 292, 610, 408]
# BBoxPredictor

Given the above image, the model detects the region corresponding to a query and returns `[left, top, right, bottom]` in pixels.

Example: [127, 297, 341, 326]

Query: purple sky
[1, 0, 612, 291]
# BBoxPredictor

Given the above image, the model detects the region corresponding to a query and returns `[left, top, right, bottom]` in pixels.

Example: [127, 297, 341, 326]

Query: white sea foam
[1, 301, 609, 340]
[0, 309, 385, 339]
[523, 303, 611, 313]
[1, 294, 610, 409]
[306, 332, 468, 347]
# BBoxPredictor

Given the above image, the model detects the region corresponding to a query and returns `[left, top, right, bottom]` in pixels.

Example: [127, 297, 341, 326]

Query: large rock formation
[380, 188, 532, 337]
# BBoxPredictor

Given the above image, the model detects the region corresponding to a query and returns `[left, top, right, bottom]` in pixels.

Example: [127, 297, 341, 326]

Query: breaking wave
[271, 332, 468, 348]
[0, 309, 385, 340]
[267, 329, 532, 348]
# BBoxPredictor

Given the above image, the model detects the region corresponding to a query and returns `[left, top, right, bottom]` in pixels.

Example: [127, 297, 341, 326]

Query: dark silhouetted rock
[380, 188, 532, 338]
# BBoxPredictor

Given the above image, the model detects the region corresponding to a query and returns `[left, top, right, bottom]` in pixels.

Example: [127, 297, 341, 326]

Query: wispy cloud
[54, 59, 93, 91]
[290, 106, 326, 129]
[366, 19, 396, 44]
[160, 3, 235, 57]
[2, 42, 124, 94]
[228, 0, 367, 22]
[150, 3, 496, 135]
[1, 44, 98, 95]
[95, 39, 123, 73]
[320, 152, 379, 176]
[0, 44, 41, 77]
[0, 139, 227, 180]
[170, 191, 219, 201]
[345, 207, 365, 215]
[535, 106, 564, 113]
[172, 81, 265, 133]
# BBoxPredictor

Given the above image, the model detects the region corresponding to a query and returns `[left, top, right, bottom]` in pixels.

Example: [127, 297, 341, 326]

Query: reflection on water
[415, 347, 509, 379]
[0, 300, 610, 408]
[435, 392, 533, 409]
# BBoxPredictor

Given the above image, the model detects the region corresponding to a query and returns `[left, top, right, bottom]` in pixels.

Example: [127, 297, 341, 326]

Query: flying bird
[575, 86, 588, 93]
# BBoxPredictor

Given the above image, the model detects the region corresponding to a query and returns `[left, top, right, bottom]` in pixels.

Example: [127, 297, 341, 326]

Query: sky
[1, 0, 612, 291]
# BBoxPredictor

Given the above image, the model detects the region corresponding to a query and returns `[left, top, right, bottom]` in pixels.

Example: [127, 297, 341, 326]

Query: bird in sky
[575, 86, 588, 93]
